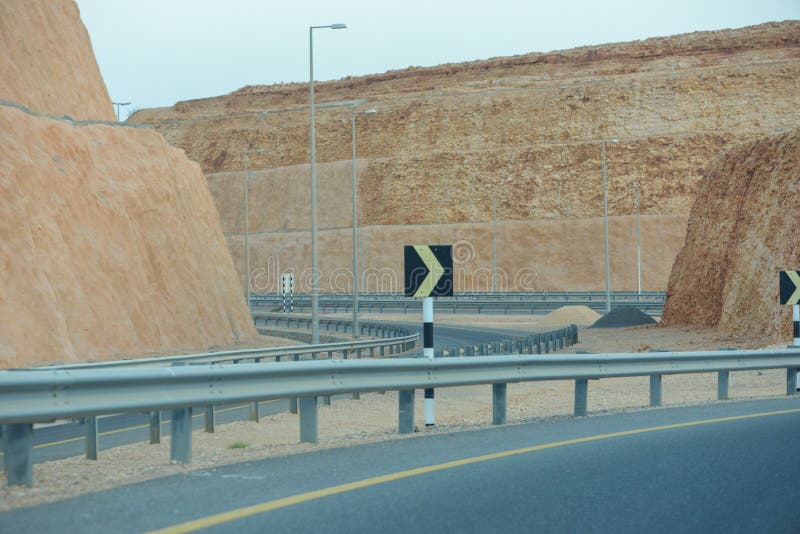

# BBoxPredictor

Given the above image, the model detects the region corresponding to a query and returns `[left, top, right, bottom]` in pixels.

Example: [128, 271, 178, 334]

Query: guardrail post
[717, 371, 730, 400]
[86, 416, 99, 460]
[5, 423, 33, 487]
[170, 407, 192, 464]
[370, 347, 375, 357]
[205, 405, 215, 432]
[492, 383, 507, 425]
[649, 375, 663, 407]
[299, 397, 318, 444]
[399, 390, 415, 434]
[574, 379, 588, 416]
[380, 346, 385, 357]
[342, 349, 348, 359]
[787, 368, 798, 396]
[149, 411, 161, 444]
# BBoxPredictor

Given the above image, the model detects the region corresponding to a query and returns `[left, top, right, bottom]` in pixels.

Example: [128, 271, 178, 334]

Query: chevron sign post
[404, 245, 453, 428]
[779, 270, 800, 391]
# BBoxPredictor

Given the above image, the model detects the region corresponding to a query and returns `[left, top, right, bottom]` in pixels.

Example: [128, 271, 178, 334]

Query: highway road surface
[3, 397, 799, 533]
[3, 321, 533, 464]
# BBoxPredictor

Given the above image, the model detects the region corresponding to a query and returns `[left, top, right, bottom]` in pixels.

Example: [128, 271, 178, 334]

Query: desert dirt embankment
[662, 128, 800, 340]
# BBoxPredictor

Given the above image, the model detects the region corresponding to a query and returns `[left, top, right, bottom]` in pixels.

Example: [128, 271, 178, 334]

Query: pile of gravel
[590, 306, 658, 328]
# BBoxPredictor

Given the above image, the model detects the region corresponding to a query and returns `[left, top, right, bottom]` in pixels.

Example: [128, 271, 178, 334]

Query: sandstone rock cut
[661, 129, 800, 339]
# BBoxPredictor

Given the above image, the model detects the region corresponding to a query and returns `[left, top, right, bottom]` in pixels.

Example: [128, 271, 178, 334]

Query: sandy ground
[0, 321, 790, 511]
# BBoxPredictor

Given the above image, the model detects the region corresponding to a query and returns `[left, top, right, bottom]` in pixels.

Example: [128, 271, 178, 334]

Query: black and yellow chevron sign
[404, 245, 453, 298]
[779, 271, 800, 305]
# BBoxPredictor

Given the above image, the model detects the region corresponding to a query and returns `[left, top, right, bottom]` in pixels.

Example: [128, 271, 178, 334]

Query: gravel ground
[0, 322, 789, 511]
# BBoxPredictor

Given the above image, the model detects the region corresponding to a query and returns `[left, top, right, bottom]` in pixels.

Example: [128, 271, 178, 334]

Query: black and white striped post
[794, 304, 800, 391]
[779, 271, 800, 392]
[405, 244, 453, 428]
[423, 296, 435, 426]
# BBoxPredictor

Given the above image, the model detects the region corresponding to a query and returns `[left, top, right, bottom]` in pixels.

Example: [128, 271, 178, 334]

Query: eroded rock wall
[0, 0, 115, 120]
[0, 104, 255, 368]
[661, 129, 800, 339]
[132, 22, 800, 227]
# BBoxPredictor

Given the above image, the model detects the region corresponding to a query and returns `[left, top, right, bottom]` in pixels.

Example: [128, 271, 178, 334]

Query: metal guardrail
[250, 292, 665, 314]
[435, 325, 578, 357]
[253, 291, 666, 302]
[2, 347, 800, 486]
[39, 315, 417, 371]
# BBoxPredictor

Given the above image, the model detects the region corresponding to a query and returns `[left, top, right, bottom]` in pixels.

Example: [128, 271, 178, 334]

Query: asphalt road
[2, 321, 531, 464]
[4, 397, 799, 533]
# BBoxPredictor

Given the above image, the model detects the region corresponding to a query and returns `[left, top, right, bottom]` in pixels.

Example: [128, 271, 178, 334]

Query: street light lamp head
[609, 138, 619, 143]
[330, 23, 347, 29]
[363, 109, 377, 114]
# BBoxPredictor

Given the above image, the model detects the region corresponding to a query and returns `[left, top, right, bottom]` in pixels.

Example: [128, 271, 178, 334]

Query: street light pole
[636, 181, 642, 296]
[350, 108, 376, 339]
[243, 148, 264, 311]
[309, 23, 347, 344]
[112, 101, 131, 122]
[602, 138, 618, 313]
[492, 195, 497, 293]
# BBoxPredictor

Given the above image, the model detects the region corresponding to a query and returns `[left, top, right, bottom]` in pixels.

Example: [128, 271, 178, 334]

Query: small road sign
[779, 271, 800, 305]
[404, 245, 453, 298]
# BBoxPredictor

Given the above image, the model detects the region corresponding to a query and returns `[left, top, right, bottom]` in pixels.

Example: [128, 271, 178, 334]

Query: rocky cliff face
[0, 1, 255, 367]
[661, 128, 800, 339]
[0, 103, 256, 368]
[132, 21, 800, 227]
[0, 0, 115, 121]
[127, 22, 798, 293]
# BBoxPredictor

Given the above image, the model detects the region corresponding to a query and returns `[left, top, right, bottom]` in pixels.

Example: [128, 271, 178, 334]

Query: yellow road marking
[150, 407, 800, 534]
[0, 401, 281, 454]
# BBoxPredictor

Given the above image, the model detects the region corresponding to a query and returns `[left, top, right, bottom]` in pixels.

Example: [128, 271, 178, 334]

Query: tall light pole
[112, 101, 131, 121]
[492, 195, 498, 293]
[243, 148, 265, 311]
[636, 181, 642, 296]
[351, 107, 376, 338]
[602, 138, 619, 313]
[310, 23, 347, 344]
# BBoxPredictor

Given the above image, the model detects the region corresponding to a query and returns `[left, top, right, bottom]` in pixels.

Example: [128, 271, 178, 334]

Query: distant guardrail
[250, 291, 665, 314]
[3, 347, 800, 486]
[39, 315, 417, 371]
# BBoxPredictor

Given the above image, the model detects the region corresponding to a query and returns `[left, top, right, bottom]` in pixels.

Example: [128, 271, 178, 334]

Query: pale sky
[75, 0, 800, 119]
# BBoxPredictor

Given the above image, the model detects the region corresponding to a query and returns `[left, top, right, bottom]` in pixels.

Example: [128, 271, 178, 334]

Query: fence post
[399, 390, 415, 434]
[787, 368, 798, 396]
[203, 405, 215, 432]
[299, 397, 318, 444]
[650, 375, 663, 407]
[86, 416, 99, 460]
[574, 379, 588, 416]
[5, 423, 33, 487]
[717, 371, 730, 400]
[170, 407, 192, 464]
[149, 411, 161, 444]
[492, 383, 507, 425]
